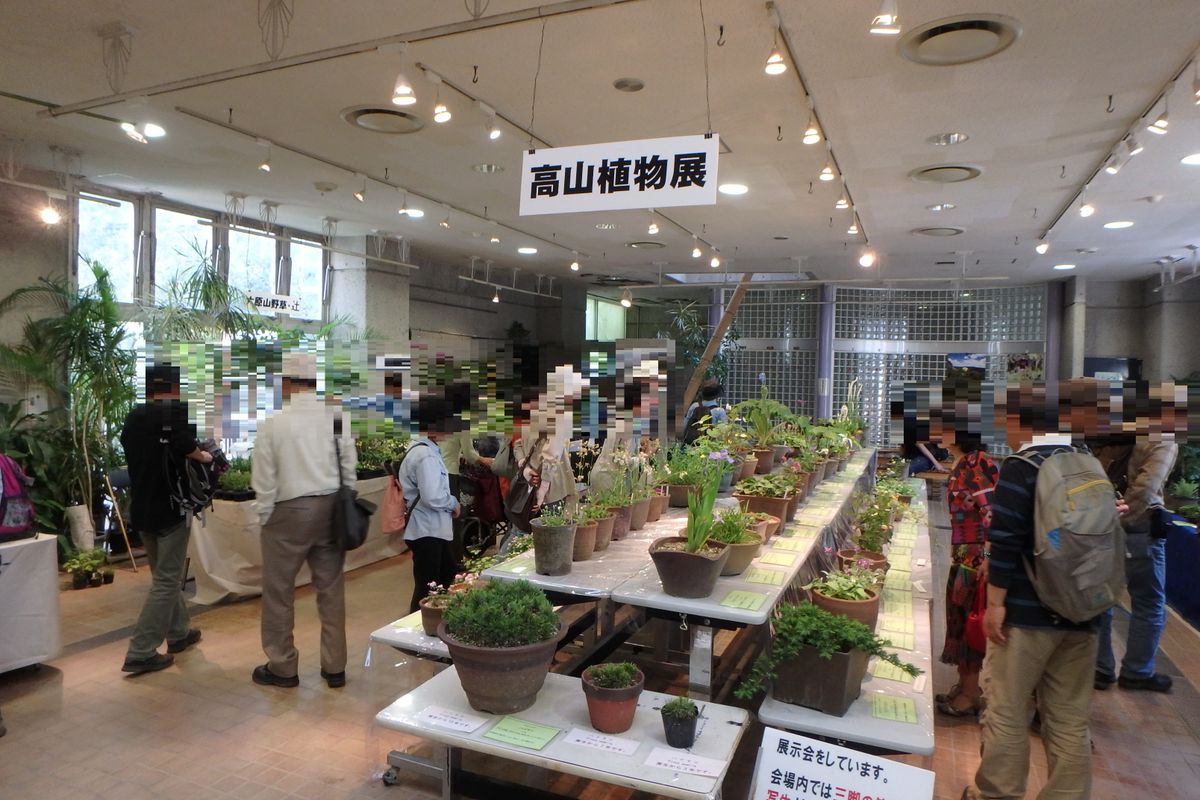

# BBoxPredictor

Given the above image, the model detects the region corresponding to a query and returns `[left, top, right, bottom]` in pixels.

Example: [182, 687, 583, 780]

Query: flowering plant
[683, 450, 735, 553]
[423, 582, 454, 608]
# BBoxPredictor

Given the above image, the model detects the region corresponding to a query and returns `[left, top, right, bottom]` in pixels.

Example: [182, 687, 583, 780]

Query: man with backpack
[966, 401, 1127, 800]
[120, 364, 210, 675]
[681, 379, 727, 445]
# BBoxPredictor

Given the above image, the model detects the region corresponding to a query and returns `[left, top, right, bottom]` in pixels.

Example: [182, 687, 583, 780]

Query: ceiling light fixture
[1053, 264, 1076, 271]
[1103, 152, 1124, 175]
[1035, 240, 1050, 255]
[39, 203, 61, 225]
[691, 235, 702, 258]
[1079, 201, 1096, 218]
[835, 193, 850, 210]
[488, 117, 501, 140]
[1194, 64, 1200, 104]
[492, 287, 500, 303]
[718, 183, 748, 195]
[869, 0, 901, 35]
[398, 194, 424, 217]
[1126, 134, 1143, 156]
[847, 219, 859, 235]
[439, 217, 450, 229]
[926, 202, 956, 212]
[647, 211, 659, 235]
[433, 98, 451, 124]
[570, 252, 580, 271]
[819, 161, 835, 181]
[517, 246, 538, 255]
[489, 235, 500, 243]
[858, 251, 876, 268]
[1181, 152, 1200, 165]
[1146, 98, 1169, 135]
[353, 176, 366, 203]
[1103, 220, 1134, 229]
[478, 101, 501, 140]
[120, 121, 165, 143]
[764, 30, 787, 75]
[391, 43, 417, 106]
[619, 288, 633, 308]
[802, 115, 821, 145]
[710, 251, 721, 268]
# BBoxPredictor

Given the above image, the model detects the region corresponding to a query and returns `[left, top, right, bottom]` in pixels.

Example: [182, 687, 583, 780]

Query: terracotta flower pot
[837, 548, 889, 574]
[735, 492, 791, 523]
[753, 448, 774, 474]
[667, 484, 698, 508]
[593, 514, 615, 551]
[661, 711, 698, 748]
[738, 457, 758, 481]
[438, 619, 565, 714]
[770, 643, 870, 717]
[751, 517, 771, 541]
[713, 533, 763, 576]
[572, 521, 598, 561]
[648, 536, 730, 598]
[582, 667, 645, 734]
[531, 520, 576, 576]
[821, 459, 838, 481]
[418, 596, 449, 636]
[759, 514, 781, 538]
[789, 472, 812, 503]
[607, 504, 633, 540]
[629, 497, 652, 531]
[647, 491, 669, 522]
[784, 493, 799, 523]
[809, 587, 880, 632]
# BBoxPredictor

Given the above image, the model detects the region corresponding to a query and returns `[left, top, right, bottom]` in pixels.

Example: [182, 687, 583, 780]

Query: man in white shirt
[251, 351, 355, 689]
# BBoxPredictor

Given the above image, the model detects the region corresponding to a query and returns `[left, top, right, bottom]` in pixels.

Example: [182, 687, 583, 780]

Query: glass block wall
[723, 288, 819, 414]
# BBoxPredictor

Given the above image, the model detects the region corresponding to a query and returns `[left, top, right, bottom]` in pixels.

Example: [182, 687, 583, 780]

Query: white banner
[247, 291, 301, 314]
[751, 727, 934, 800]
[519, 134, 719, 216]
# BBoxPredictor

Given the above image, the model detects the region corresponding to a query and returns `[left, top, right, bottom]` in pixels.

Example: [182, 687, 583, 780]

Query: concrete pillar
[327, 235, 410, 345]
[816, 283, 835, 418]
[1060, 276, 1087, 379]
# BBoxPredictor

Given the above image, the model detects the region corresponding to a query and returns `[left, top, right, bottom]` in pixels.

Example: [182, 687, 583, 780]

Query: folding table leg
[442, 746, 461, 800]
[688, 624, 714, 701]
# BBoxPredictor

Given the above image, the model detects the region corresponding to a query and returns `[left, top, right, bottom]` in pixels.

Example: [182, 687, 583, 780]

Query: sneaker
[1094, 670, 1116, 690]
[1118, 673, 1172, 692]
[122, 652, 175, 675]
[320, 669, 346, 689]
[252, 664, 299, 688]
[166, 628, 202, 654]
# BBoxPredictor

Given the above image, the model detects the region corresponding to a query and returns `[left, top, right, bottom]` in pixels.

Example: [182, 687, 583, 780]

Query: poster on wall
[1007, 353, 1045, 381]
[519, 134, 719, 216]
[945, 353, 987, 381]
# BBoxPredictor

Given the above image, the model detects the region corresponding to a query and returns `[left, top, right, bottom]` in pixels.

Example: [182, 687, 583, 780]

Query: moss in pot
[581, 661, 645, 734]
[660, 696, 699, 748]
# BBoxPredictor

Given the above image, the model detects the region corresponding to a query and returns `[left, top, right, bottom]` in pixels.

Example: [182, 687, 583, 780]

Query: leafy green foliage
[684, 451, 734, 553]
[736, 475, 791, 498]
[660, 696, 698, 719]
[218, 469, 252, 492]
[655, 299, 740, 384]
[355, 434, 411, 472]
[735, 603, 921, 699]
[708, 508, 758, 544]
[535, 510, 574, 527]
[63, 547, 107, 574]
[443, 579, 558, 648]
[585, 662, 641, 689]
[877, 476, 917, 498]
[1169, 479, 1199, 500]
[804, 568, 879, 601]
[0, 404, 76, 536]
[579, 503, 612, 522]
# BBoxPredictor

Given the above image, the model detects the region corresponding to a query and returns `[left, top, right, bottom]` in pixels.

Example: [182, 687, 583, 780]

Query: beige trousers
[260, 493, 346, 678]
[971, 626, 1097, 800]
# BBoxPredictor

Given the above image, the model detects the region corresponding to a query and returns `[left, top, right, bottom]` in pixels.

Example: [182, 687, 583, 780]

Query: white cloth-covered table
[188, 476, 405, 604]
[0, 534, 61, 673]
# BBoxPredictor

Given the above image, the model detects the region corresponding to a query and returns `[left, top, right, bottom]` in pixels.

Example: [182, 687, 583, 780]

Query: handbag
[503, 440, 542, 534]
[965, 570, 989, 654]
[332, 437, 377, 551]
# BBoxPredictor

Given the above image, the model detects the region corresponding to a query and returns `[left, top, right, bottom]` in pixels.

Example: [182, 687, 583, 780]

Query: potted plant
[663, 447, 704, 507]
[101, 567, 115, 585]
[581, 661, 645, 734]
[647, 484, 669, 523]
[707, 508, 763, 576]
[778, 459, 814, 521]
[417, 582, 454, 636]
[629, 484, 655, 531]
[214, 462, 255, 501]
[580, 503, 615, 552]
[735, 602, 921, 717]
[530, 510, 577, 576]
[592, 484, 633, 541]
[660, 696, 699, 748]
[838, 504, 891, 573]
[804, 567, 882, 630]
[438, 579, 564, 714]
[64, 547, 106, 589]
[697, 422, 754, 480]
[747, 511, 781, 538]
[734, 475, 792, 522]
[571, 510, 599, 561]
[649, 451, 733, 598]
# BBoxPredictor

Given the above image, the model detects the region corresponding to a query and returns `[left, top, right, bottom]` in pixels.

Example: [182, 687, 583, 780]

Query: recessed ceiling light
[595, 222, 617, 230]
[1182, 153, 1200, 166]
[926, 202, 956, 212]
[1103, 221, 1134, 230]
[517, 246, 538, 255]
[927, 132, 969, 146]
[1053, 264, 1076, 271]
[613, 77, 645, 93]
[472, 163, 504, 173]
[718, 183, 749, 195]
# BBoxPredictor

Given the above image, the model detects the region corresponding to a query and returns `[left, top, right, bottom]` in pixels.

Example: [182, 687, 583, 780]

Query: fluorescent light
[764, 49, 787, 75]
[1053, 264, 1076, 271]
[1103, 220, 1134, 229]
[1181, 153, 1200, 165]
[870, 0, 901, 35]
[619, 288, 633, 308]
[1079, 202, 1096, 218]
[517, 246, 538, 255]
[718, 183, 748, 195]
[1035, 240, 1050, 255]
[858, 251, 876, 268]
[39, 206, 61, 225]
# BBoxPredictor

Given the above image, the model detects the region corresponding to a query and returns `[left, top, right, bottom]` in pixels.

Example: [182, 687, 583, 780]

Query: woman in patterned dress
[936, 435, 999, 716]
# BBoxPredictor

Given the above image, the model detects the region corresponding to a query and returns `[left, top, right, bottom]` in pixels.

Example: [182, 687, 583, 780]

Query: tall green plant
[655, 299, 740, 384]
[140, 240, 270, 342]
[684, 450, 734, 553]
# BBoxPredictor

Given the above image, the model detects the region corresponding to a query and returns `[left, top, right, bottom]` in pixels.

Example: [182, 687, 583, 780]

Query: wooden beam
[674, 272, 755, 438]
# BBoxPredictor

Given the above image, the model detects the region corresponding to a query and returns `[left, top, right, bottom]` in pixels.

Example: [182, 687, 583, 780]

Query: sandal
[937, 698, 981, 718]
[935, 684, 963, 704]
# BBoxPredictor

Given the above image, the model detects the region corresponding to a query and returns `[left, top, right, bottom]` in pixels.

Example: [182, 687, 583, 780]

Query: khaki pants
[260, 494, 345, 678]
[972, 626, 1097, 800]
[127, 520, 192, 660]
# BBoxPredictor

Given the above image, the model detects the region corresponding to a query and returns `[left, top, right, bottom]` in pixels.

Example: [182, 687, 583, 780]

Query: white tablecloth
[0, 534, 61, 673]
[188, 476, 407, 605]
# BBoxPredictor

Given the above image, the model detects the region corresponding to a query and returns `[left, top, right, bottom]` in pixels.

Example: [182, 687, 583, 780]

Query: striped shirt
[986, 445, 1096, 631]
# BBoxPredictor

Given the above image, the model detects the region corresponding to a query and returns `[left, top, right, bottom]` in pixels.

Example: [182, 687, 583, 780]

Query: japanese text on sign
[247, 292, 302, 314]
[519, 135, 720, 216]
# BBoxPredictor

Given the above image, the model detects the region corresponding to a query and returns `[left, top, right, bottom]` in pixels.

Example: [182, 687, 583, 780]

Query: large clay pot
[713, 533, 763, 576]
[810, 587, 880, 632]
[753, 448, 774, 474]
[607, 504, 633, 540]
[418, 597, 449, 637]
[735, 492, 791, 523]
[667, 484, 698, 508]
[647, 492, 669, 523]
[648, 536, 730, 598]
[438, 619, 565, 714]
[582, 666, 645, 734]
[572, 521, 598, 561]
[629, 497, 652, 531]
[837, 548, 889, 573]
[771, 444, 791, 465]
[531, 520, 576, 576]
[770, 643, 870, 717]
[738, 457, 758, 482]
[593, 515, 615, 552]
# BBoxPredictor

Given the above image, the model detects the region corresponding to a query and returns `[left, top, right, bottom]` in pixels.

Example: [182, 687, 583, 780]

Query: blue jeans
[1096, 533, 1167, 680]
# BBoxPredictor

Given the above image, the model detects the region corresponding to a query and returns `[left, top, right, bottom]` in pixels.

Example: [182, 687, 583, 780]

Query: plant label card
[416, 705, 489, 734]
[492, 559, 532, 575]
[744, 567, 787, 586]
[392, 613, 423, 632]
[771, 537, 806, 552]
[889, 545, 913, 557]
[872, 695, 918, 724]
[882, 588, 912, 606]
[563, 728, 640, 757]
[872, 660, 915, 684]
[759, 551, 796, 567]
[889, 554, 913, 571]
[644, 747, 725, 778]
[879, 615, 915, 635]
[883, 632, 915, 650]
[884, 571, 912, 591]
[883, 598, 912, 617]
[720, 590, 769, 611]
[483, 717, 561, 750]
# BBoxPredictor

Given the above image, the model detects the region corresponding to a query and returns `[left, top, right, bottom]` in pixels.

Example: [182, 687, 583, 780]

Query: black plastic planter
[661, 712, 697, 748]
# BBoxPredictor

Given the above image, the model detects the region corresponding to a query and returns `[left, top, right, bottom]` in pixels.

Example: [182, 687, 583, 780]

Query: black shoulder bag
[332, 437, 377, 551]
[503, 438, 544, 534]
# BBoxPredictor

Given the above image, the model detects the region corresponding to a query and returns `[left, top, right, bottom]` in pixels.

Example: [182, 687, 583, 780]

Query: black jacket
[120, 400, 197, 533]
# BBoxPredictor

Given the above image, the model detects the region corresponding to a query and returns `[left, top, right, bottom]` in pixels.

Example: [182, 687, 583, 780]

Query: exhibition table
[367, 610, 451, 663]
[0, 534, 61, 673]
[376, 667, 749, 800]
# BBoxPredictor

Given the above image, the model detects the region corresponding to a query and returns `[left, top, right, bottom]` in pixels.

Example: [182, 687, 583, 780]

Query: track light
[847, 219, 859, 235]
[1035, 240, 1050, 255]
[488, 116, 501, 140]
[392, 43, 417, 106]
[259, 156, 272, 172]
[1080, 202, 1095, 218]
[1194, 70, 1200, 105]
[570, 252, 580, 271]
[120, 121, 165, 143]
[353, 177, 366, 203]
[1104, 152, 1124, 175]
[765, 47, 787, 76]
[710, 251, 720, 268]
[439, 217, 450, 229]
[802, 115, 821, 145]
[819, 162, 835, 181]
[1147, 101, 1169, 135]
[39, 203, 61, 225]
[1126, 134, 1143, 157]
[490, 235, 500, 244]
[492, 287, 500, 303]
[858, 251, 876, 268]
[835, 194, 849, 210]
[398, 194, 424, 217]
[620, 288, 633, 308]
[869, 0, 901, 35]
[433, 94, 451, 124]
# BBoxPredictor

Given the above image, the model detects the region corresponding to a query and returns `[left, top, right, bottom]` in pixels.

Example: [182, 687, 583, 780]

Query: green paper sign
[393, 613, 423, 631]
[883, 632, 915, 650]
[492, 558, 532, 575]
[720, 590, 768, 611]
[759, 551, 796, 567]
[873, 660, 915, 684]
[879, 615, 915, 635]
[889, 546, 913, 556]
[771, 538, 806, 552]
[883, 598, 911, 617]
[744, 568, 786, 586]
[884, 571, 911, 591]
[483, 716, 561, 750]
[872, 694, 918, 723]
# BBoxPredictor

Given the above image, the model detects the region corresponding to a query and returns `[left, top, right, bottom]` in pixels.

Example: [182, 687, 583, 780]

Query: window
[154, 207, 213, 301]
[227, 229, 278, 296]
[586, 296, 625, 341]
[77, 194, 136, 301]
[288, 239, 325, 320]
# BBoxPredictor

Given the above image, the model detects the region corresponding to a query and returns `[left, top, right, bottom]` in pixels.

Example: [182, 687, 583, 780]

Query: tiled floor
[3, 551, 1199, 799]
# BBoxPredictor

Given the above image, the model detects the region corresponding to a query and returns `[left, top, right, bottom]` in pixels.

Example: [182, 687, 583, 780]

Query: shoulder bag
[332, 437, 377, 551]
[504, 438, 543, 534]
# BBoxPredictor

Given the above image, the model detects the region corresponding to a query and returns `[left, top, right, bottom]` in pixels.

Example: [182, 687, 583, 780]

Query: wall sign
[247, 291, 301, 314]
[751, 727, 934, 800]
[519, 134, 720, 216]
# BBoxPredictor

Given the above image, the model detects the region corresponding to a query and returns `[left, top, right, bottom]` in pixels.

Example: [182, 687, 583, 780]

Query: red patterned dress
[939, 449, 999, 669]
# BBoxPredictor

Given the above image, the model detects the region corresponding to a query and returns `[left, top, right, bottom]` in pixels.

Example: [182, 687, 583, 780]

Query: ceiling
[1, 0, 1198, 290]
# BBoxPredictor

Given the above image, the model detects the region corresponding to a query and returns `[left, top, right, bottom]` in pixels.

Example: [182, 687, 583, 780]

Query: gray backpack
[1011, 448, 1126, 623]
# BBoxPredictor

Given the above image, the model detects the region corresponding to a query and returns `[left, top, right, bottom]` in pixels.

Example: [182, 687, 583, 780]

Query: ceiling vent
[340, 106, 424, 134]
[913, 227, 965, 237]
[626, 240, 666, 249]
[909, 164, 982, 183]
[900, 15, 1021, 66]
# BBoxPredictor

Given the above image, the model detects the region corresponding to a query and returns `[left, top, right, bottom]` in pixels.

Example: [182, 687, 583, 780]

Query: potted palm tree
[707, 508, 763, 576]
[735, 602, 921, 716]
[804, 567, 882, 630]
[530, 510, 577, 576]
[660, 696, 699, 748]
[438, 579, 564, 714]
[649, 451, 733, 597]
[581, 662, 645, 734]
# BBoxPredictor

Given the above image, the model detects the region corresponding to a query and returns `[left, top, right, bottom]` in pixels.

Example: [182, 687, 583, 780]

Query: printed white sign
[563, 727, 640, 757]
[519, 134, 720, 216]
[751, 727, 934, 800]
[416, 705, 488, 734]
[644, 747, 726, 778]
[247, 291, 301, 314]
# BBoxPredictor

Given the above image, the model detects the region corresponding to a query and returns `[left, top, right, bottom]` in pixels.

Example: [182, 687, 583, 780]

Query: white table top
[376, 667, 750, 800]
[369, 611, 451, 659]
